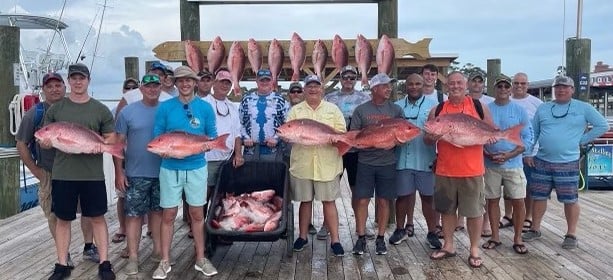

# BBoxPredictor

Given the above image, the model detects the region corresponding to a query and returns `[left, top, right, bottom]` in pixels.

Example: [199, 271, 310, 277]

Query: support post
[377, 0, 398, 225]
[0, 26, 21, 218]
[124, 57, 139, 80]
[486, 59, 501, 95]
[180, 0, 200, 42]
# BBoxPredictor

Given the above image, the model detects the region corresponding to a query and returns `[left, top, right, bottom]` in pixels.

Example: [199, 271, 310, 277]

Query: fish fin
[334, 140, 353, 156]
[344, 130, 360, 140]
[105, 142, 126, 159]
[208, 133, 230, 151]
[504, 124, 525, 147]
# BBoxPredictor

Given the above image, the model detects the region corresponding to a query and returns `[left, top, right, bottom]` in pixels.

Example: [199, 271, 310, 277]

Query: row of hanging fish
[183, 33, 396, 93]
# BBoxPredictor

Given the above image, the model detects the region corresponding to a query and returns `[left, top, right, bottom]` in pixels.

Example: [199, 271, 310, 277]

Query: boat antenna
[90, 0, 109, 73]
[75, 8, 100, 64]
[43, 0, 67, 71]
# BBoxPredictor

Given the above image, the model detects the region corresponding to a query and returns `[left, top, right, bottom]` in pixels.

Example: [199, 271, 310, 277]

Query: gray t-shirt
[15, 102, 55, 171]
[350, 100, 403, 166]
[324, 89, 371, 129]
[115, 101, 162, 178]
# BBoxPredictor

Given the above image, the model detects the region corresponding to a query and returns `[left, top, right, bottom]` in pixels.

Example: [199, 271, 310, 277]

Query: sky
[2, 0, 612, 101]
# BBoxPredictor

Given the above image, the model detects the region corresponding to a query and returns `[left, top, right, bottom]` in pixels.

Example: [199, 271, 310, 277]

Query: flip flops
[499, 216, 513, 228]
[468, 255, 483, 268]
[111, 233, 126, 243]
[430, 250, 457, 260]
[481, 240, 502, 250]
[522, 219, 533, 233]
[513, 243, 529, 254]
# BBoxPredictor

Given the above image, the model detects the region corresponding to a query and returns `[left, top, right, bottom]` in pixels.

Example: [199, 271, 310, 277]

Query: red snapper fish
[332, 35, 348, 74]
[350, 118, 421, 150]
[184, 40, 204, 72]
[268, 39, 284, 88]
[376, 34, 395, 75]
[424, 113, 524, 148]
[247, 38, 262, 74]
[289, 32, 306, 81]
[34, 122, 125, 158]
[207, 36, 225, 73]
[147, 132, 229, 159]
[275, 119, 353, 155]
[227, 41, 246, 96]
[211, 189, 283, 232]
[311, 39, 328, 80]
[355, 34, 373, 87]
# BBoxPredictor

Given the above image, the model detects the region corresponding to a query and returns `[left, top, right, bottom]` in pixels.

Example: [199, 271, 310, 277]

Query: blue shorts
[354, 163, 397, 200]
[159, 166, 208, 208]
[125, 177, 162, 216]
[523, 164, 534, 187]
[396, 169, 434, 196]
[530, 157, 579, 204]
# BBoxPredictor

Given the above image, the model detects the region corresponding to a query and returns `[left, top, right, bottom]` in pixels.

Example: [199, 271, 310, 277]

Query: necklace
[404, 96, 425, 120]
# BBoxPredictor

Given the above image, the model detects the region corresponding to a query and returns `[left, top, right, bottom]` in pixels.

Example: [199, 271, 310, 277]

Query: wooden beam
[180, 0, 200, 41]
[124, 57, 139, 80]
[486, 59, 501, 95]
[378, 0, 397, 38]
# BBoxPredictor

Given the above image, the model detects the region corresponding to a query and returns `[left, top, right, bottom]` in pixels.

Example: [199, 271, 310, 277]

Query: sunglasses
[183, 104, 194, 122]
[124, 86, 138, 90]
[551, 101, 571, 119]
[342, 76, 357, 81]
[289, 90, 303, 94]
[513, 82, 527, 86]
[497, 84, 511, 89]
[215, 100, 229, 117]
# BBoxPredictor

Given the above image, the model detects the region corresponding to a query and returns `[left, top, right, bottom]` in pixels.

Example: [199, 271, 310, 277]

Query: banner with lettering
[588, 144, 613, 176]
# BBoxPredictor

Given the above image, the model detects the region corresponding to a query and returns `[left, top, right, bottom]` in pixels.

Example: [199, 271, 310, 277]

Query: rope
[578, 143, 595, 191]
[8, 94, 22, 136]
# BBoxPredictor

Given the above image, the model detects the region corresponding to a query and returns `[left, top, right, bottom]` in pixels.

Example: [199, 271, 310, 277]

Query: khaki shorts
[290, 174, 340, 202]
[484, 167, 526, 200]
[433, 175, 485, 218]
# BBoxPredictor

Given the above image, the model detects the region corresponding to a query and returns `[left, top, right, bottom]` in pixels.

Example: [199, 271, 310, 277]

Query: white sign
[13, 63, 21, 86]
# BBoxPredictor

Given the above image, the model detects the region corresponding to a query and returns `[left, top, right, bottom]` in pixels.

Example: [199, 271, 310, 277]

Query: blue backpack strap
[33, 102, 45, 128]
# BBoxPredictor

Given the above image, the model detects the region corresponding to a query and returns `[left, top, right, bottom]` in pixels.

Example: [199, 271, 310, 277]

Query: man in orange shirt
[426, 71, 495, 268]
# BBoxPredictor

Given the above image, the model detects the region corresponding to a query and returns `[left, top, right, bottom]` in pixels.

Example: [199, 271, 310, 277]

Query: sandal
[481, 230, 492, 238]
[435, 225, 444, 239]
[499, 216, 513, 228]
[120, 246, 129, 258]
[468, 255, 483, 268]
[522, 219, 532, 233]
[430, 250, 457, 260]
[111, 233, 126, 243]
[405, 224, 415, 237]
[481, 240, 502, 250]
[513, 243, 529, 254]
[455, 226, 465, 231]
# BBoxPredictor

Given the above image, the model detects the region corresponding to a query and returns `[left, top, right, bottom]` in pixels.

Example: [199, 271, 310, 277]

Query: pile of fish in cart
[205, 161, 294, 257]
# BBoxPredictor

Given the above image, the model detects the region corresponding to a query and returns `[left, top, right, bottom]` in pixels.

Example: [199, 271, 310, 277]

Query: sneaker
[316, 225, 329, 240]
[98, 261, 116, 280]
[427, 232, 442, 249]
[66, 253, 75, 269]
[125, 257, 139, 275]
[562, 234, 578, 249]
[152, 260, 172, 279]
[83, 244, 100, 263]
[293, 237, 308, 252]
[389, 228, 408, 245]
[331, 242, 345, 257]
[308, 223, 317, 235]
[48, 263, 71, 280]
[352, 237, 367, 255]
[522, 230, 542, 242]
[195, 257, 218, 277]
[375, 238, 388, 255]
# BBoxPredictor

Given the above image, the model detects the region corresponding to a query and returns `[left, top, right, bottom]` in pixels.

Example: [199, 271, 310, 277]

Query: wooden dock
[1, 177, 613, 280]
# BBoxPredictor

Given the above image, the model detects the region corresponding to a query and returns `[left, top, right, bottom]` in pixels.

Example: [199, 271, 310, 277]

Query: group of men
[15, 59, 609, 279]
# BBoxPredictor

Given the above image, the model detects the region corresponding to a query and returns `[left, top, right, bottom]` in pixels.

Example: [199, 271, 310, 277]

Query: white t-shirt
[123, 88, 173, 104]
[202, 95, 241, 161]
[511, 93, 543, 156]
[423, 89, 447, 103]
[479, 94, 495, 104]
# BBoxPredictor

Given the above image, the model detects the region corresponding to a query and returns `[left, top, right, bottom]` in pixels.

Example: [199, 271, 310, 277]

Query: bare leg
[322, 201, 340, 243]
[439, 213, 457, 252]
[126, 216, 143, 258]
[55, 219, 72, 265]
[394, 195, 410, 229]
[375, 198, 389, 236]
[355, 198, 370, 236]
[189, 206, 206, 260]
[486, 198, 501, 242]
[404, 194, 416, 227]
[511, 199, 526, 244]
[298, 201, 313, 239]
[160, 207, 178, 261]
[80, 216, 94, 244]
[564, 202, 580, 236]
[530, 200, 547, 231]
[149, 210, 163, 256]
[89, 215, 110, 262]
[503, 198, 513, 221]
[116, 197, 126, 236]
[466, 215, 483, 258]
[420, 195, 437, 232]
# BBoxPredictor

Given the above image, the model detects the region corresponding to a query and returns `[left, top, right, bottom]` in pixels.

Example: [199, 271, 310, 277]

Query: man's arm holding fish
[480, 105, 499, 145]
[328, 107, 348, 144]
[423, 106, 441, 145]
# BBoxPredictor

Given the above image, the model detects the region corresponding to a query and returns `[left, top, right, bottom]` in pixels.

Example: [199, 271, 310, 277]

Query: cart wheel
[286, 203, 294, 257]
[206, 233, 217, 258]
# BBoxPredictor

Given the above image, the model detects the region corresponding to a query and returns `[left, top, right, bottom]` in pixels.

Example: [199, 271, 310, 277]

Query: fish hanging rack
[153, 37, 432, 85]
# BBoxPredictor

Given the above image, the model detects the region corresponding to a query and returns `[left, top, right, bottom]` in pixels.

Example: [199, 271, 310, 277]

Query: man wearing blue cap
[239, 68, 289, 161]
[287, 75, 346, 256]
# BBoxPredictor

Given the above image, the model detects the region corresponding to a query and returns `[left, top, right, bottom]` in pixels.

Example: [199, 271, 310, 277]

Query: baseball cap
[369, 73, 397, 88]
[123, 78, 139, 88]
[198, 70, 214, 79]
[304, 75, 322, 85]
[341, 65, 358, 75]
[215, 69, 232, 82]
[552, 75, 574, 87]
[494, 74, 512, 85]
[172, 65, 199, 80]
[164, 66, 174, 76]
[68, 63, 90, 78]
[289, 82, 303, 91]
[141, 74, 161, 85]
[468, 72, 485, 81]
[257, 69, 272, 80]
[42, 72, 63, 85]
[149, 61, 167, 72]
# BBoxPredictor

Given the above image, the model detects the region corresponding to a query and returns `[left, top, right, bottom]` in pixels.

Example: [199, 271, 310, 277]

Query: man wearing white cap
[350, 73, 403, 256]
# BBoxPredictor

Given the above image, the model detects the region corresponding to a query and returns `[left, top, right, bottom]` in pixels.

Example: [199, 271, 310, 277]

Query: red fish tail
[504, 124, 525, 147]
[208, 133, 230, 151]
[361, 77, 369, 88]
[334, 140, 353, 156]
[291, 71, 299, 82]
[106, 142, 125, 159]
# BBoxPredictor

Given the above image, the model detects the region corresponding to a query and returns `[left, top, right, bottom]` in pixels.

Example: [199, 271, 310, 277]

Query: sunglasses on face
[497, 84, 511, 89]
[342, 76, 357, 81]
[124, 86, 138, 90]
[289, 90, 303, 94]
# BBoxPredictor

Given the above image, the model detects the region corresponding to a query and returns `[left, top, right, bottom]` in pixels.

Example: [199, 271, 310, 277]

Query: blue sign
[578, 73, 589, 94]
[588, 144, 613, 176]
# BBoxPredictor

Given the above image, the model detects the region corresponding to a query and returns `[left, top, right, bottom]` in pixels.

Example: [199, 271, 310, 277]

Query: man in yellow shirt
[287, 75, 346, 256]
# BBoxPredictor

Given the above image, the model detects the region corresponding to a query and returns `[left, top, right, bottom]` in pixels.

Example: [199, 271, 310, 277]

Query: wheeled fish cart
[205, 161, 294, 257]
